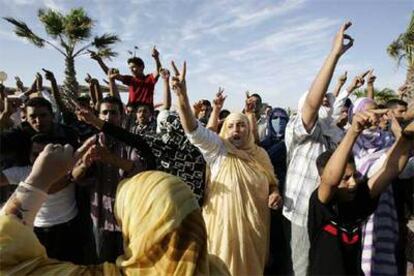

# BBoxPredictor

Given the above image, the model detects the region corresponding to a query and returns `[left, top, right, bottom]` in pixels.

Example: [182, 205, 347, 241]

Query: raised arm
[85, 74, 97, 105]
[159, 68, 171, 110]
[245, 92, 260, 143]
[368, 121, 414, 198]
[89, 50, 109, 75]
[319, 109, 387, 203]
[170, 61, 198, 133]
[42, 69, 69, 114]
[151, 46, 162, 79]
[332, 71, 347, 97]
[207, 87, 226, 132]
[302, 22, 353, 132]
[366, 69, 376, 100]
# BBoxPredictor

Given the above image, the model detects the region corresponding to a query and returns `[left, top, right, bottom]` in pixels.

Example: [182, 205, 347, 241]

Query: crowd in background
[0, 21, 413, 275]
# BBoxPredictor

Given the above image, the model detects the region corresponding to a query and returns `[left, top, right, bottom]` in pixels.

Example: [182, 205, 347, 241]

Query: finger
[359, 70, 370, 78]
[245, 91, 250, 99]
[370, 109, 389, 115]
[182, 61, 187, 80]
[41, 68, 49, 73]
[43, 143, 55, 153]
[171, 61, 180, 76]
[63, 144, 74, 161]
[343, 21, 352, 31]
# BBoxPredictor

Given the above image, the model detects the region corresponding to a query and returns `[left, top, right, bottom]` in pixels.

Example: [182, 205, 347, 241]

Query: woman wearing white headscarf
[170, 61, 282, 275]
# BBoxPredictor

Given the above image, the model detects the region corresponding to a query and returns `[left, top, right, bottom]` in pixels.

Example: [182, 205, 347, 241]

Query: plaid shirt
[283, 113, 335, 226]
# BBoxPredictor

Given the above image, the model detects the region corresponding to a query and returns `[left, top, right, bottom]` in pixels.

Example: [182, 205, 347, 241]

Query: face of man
[250, 96, 262, 116]
[390, 105, 407, 123]
[322, 96, 330, 107]
[129, 62, 144, 77]
[336, 163, 358, 201]
[126, 106, 136, 116]
[198, 104, 212, 120]
[136, 106, 151, 125]
[99, 103, 122, 126]
[26, 106, 53, 133]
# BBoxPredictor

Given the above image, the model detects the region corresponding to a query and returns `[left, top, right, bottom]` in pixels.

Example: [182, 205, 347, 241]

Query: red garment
[120, 74, 158, 105]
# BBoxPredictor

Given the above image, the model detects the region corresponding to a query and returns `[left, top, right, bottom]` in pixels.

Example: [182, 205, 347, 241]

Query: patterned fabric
[140, 111, 206, 204]
[283, 113, 335, 227]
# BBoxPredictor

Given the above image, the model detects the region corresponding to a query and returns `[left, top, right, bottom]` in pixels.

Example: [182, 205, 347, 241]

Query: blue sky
[0, 0, 413, 110]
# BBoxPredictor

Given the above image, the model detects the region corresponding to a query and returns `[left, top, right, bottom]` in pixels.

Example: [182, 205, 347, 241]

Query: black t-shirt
[308, 181, 378, 275]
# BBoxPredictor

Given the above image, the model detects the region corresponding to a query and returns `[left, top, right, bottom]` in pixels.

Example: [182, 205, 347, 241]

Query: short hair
[201, 99, 212, 108]
[316, 150, 355, 176]
[25, 97, 53, 114]
[219, 109, 230, 120]
[386, 99, 408, 109]
[250, 93, 262, 105]
[126, 102, 136, 109]
[136, 102, 154, 114]
[97, 96, 124, 114]
[344, 98, 353, 108]
[127, 57, 145, 67]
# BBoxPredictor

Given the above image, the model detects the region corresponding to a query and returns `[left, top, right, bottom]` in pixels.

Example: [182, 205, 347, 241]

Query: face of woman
[226, 119, 249, 148]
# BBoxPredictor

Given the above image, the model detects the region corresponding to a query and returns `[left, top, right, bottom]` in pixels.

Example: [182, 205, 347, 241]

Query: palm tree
[354, 87, 398, 104]
[387, 11, 414, 101]
[3, 8, 119, 98]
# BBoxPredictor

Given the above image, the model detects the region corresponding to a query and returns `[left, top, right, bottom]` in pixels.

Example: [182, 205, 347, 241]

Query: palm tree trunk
[406, 65, 414, 103]
[63, 55, 79, 99]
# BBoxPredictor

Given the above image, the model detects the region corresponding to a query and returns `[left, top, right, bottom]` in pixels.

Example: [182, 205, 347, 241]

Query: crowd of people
[0, 21, 413, 275]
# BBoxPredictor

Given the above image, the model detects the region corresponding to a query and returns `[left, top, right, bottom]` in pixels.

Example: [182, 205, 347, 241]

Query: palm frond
[38, 8, 65, 38]
[64, 8, 93, 42]
[387, 37, 403, 60]
[3, 17, 45, 47]
[97, 48, 118, 60]
[93, 33, 120, 49]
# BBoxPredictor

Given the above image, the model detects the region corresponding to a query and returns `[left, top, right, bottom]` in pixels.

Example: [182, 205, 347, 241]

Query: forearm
[109, 155, 134, 172]
[322, 129, 359, 186]
[178, 95, 198, 133]
[332, 82, 344, 97]
[246, 113, 259, 143]
[303, 52, 340, 130]
[162, 79, 171, 110]
[369, 135, 412, 197]
[153, 57, 161, 77]
[93, 82, 103, 102]
[207, 106, 220, 132]
[50, 79, 68, 113]
[367, 83, 374, 99]
[71, 162, 88, 181]
[108, 79, 120, 99]
[88, 84, 97, 105]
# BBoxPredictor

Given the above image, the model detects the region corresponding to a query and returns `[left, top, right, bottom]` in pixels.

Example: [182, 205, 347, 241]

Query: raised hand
[108, 68, 120, 80]
[332, 22, 353, 57]
[85, 73, 92, 84]
[351, 109, 388, 133]
[245, 91, 256, 114]
[347, 70, 370, 92]
[213, 87, 226, 110]
[338, 71, 348, 84]
[193, 100, 203, 114]
[170, 61, 187, 98]
[35, 72, 43, 91]
[42, 68, 55, 81]
[366, 69, 376, 85]
[152, 46, 160, 58]
[15, 76, 24, 91]
[160, 68, 170, 80]
[24, 140, 94, 191]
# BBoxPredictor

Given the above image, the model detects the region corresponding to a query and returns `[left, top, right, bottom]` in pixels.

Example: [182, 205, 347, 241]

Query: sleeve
[101, 122, 156, 169]
[332, 89, 349, 120]
[118, 75, 133, 86]
[286, 113, 321, 147]
[186, 122, 226, 164]
[149, 73, 159, 83]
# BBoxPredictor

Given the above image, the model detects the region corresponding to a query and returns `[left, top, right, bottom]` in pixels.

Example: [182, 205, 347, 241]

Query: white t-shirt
[2, 166, 78, 227]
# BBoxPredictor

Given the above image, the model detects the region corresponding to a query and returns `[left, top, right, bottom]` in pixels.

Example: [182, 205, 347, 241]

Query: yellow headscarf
[219, 113, 277, 186]
[0, 171, 228, 275]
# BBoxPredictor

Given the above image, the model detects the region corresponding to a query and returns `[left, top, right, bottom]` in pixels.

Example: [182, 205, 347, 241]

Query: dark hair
[316, 150, 355, 176]
[136, 102, 154, 113]
[127, 57, 145, 67]
[250, 93, 263, 105]
[201, 99, 212, 108]
[344, 98, 353, 108]
[386, 99, 408, 109]
[25, 97, 53, 114]
[97, 96, 124, 114]
[126, 102, 136, 108]
[219, 109, 230, 120]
